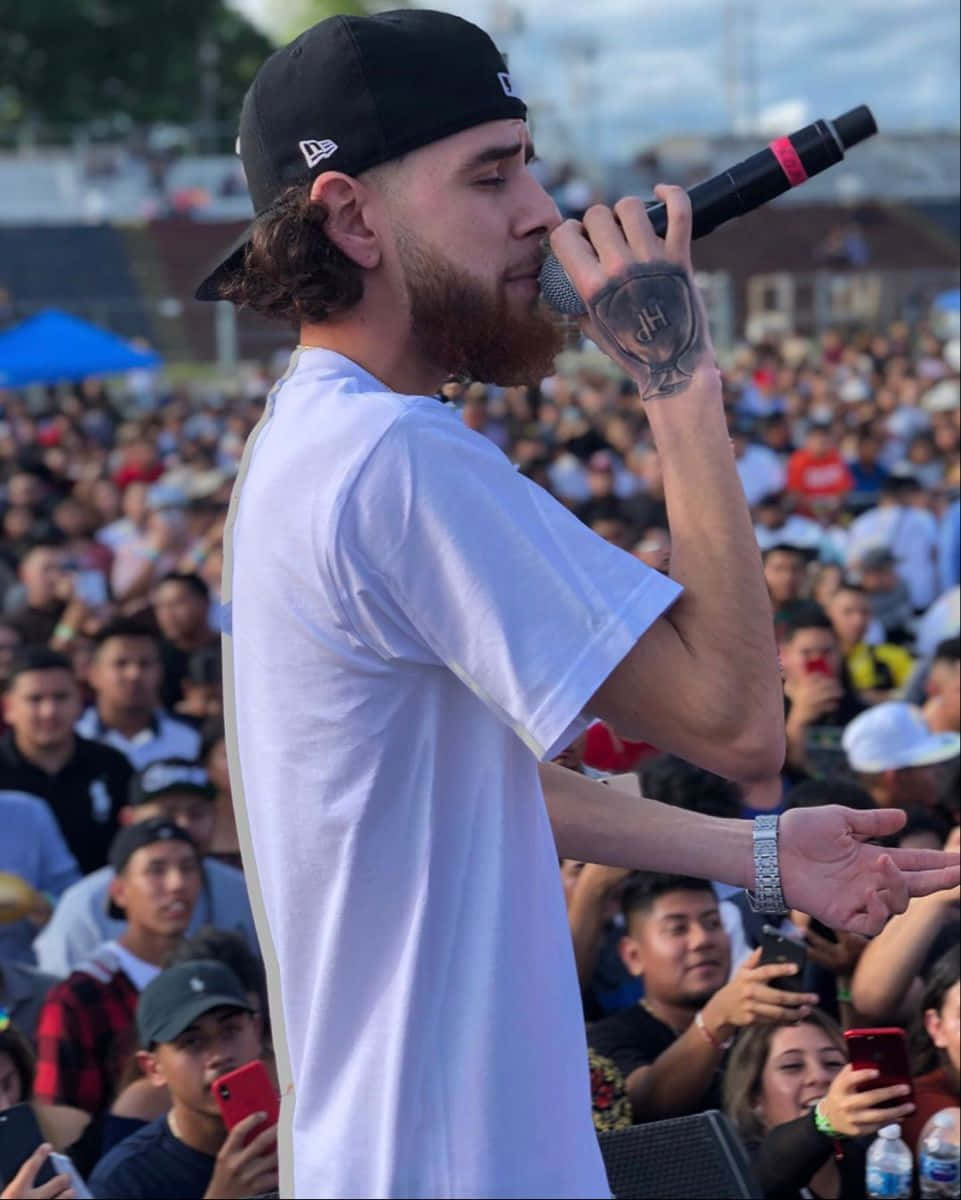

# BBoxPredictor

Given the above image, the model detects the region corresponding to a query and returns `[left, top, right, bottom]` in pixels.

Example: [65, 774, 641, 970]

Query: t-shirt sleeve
[587, 1013, 661, 1080]
[89, 1154, 154, 1200]
[329, 408, 682, 760]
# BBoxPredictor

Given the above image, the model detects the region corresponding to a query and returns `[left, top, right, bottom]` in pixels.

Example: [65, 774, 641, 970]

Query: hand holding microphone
[549, 185, 718, 403]
[542, 105, 878, 317]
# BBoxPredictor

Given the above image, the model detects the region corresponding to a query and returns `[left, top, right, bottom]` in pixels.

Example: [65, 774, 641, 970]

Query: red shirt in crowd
[112, 461, 163, 490]
[786, 448, 853, 501]
[900, 1068, 960, 1153]
[33, 949, 139, 1116]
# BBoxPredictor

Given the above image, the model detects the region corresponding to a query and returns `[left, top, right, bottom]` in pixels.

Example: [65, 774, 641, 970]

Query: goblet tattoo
[589, 261, 704, 400]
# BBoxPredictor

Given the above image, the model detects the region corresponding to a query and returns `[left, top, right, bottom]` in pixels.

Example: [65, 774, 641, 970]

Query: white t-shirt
[75, 707, 202, 770]
[223, 349, 681, 1199]
[845, 503, 940, 611]
[736, 444, 786, 507]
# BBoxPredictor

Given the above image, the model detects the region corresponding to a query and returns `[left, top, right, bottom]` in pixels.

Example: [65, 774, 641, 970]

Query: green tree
[259, 0, 407, 46]
[0, 0, 274, 140]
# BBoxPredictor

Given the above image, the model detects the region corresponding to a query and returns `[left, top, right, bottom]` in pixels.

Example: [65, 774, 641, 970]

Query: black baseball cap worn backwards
[107, 817, 198, 919]
[129, 760, 216, 808]
[195, 8, 528, 302]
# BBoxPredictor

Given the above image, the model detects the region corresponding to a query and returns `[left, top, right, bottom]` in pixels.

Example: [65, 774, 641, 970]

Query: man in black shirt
[779, 602, 866, 784]
[588, 873, 817, 1124]
[151, 573, 219, 712]
[89, 959, 278, 1200]
[7, 541, 68, 647]
[0, 646, 131, 873]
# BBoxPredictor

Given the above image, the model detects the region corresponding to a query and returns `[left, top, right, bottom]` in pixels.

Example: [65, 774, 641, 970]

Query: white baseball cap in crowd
[842, 702, 961, 773]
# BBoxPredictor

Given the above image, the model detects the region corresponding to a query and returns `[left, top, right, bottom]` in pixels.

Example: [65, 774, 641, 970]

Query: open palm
[779, 806, 960, 937]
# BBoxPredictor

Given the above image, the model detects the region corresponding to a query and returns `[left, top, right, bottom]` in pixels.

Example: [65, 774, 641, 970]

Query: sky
[229, 0, 961, 163]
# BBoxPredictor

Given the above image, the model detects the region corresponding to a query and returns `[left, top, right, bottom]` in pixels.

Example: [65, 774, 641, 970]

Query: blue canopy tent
[932, 288, 960, 312]
[0, 310, 160, 387]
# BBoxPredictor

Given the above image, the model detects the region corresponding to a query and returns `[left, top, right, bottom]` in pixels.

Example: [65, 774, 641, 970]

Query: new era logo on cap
[190, 976, 205, 992]
[497, 72, 515, 97]
[299, 139, 339, 168]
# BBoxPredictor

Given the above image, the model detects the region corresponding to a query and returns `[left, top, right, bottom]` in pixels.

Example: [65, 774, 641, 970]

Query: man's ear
[309, 172, 382, 270]
[118, 806, 137, 827]
[618, 932, 645, 979]
[137, 1049, 168, 1087]
[108, 873, 127, 912]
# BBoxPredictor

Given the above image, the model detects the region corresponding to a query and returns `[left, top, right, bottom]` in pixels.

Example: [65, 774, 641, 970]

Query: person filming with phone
[588, 873, 820, 1124]
[723, 1010, 918, 1200]
[779, 603, 865, 781]
[88, 960, 278, 1200]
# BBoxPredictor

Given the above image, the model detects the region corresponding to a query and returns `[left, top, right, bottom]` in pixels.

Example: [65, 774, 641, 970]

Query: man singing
[198, 10, 960, 1197]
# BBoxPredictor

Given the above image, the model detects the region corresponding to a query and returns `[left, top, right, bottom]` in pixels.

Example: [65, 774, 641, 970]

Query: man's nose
[514, 172, 563, 240]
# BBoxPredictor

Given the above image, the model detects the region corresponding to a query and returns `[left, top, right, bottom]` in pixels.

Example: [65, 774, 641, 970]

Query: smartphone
[71, 569, 109, 609]
[0, 1103, 57, 1188]
[759, 924, 808, 991]
[212, 1060, 279, 1146]
[844, 1028, 914, 1105]
[807, 916, 839, 945]
[49, 1154, 92, 1200]
[805, 656, 833, 677]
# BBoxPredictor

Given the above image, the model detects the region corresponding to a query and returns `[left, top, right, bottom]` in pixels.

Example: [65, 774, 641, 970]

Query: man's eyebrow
[460, 142, 536, 171]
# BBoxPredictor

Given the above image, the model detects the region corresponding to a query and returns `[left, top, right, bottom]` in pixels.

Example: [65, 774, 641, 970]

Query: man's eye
[477, 176, 507, 187]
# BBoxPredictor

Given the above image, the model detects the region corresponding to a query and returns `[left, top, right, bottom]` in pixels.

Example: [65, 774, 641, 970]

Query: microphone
[539, 104, 878, 316]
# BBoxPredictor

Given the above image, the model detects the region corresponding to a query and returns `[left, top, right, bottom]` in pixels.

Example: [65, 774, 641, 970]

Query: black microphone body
[539, 105, 878, 315]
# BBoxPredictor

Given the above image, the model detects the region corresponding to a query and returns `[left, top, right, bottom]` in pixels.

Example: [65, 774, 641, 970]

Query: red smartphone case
[844, 1027, 914, 1100]
[212, 1061, 280, 1145]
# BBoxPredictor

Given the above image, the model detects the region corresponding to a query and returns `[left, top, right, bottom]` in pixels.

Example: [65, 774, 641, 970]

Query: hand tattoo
[588, 260, 704, 400]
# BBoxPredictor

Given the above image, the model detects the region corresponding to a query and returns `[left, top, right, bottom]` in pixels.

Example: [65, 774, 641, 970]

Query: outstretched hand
[778, 806, 961, 936]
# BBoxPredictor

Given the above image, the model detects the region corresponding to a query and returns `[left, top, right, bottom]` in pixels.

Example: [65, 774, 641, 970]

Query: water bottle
[866, 1123, 913, 1199]
[919, 1107, 961, 1199]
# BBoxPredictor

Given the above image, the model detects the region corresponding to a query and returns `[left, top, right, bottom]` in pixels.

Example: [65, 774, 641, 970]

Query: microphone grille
[539, 254, 587, 316]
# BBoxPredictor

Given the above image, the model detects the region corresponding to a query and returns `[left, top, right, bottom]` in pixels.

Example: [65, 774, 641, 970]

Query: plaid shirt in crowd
[33, 946, 139, 1115]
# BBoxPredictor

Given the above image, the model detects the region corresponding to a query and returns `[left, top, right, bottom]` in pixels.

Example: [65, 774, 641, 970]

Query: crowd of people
[0, 312, 958, 1199]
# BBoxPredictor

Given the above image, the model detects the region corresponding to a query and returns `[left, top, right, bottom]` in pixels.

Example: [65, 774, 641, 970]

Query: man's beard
[395, 228, 568, 386]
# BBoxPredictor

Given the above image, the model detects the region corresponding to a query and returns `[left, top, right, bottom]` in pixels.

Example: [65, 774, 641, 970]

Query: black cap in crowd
[195, 8, 526, 301]
[107, 818, 198, 919]
[137, 959, 253, 1048]
[129, 760, 216, 809]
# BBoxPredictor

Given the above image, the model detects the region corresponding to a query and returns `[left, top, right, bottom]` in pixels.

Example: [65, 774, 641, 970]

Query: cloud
[438, 0, 959, 159]
[757, 99, 811, 134]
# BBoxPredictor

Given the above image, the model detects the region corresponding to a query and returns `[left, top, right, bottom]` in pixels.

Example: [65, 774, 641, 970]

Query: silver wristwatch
[746, 814, 788, 914]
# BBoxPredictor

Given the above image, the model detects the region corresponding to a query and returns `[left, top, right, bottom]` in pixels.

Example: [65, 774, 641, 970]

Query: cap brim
[145, 995, 253, 1047]
[195, 227, 253, 302]
[902, 733, 961, 769]
[850, 732, 961, 773]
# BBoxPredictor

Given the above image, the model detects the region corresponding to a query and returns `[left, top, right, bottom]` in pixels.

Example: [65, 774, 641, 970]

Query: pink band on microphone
[769, 136, 808, 187]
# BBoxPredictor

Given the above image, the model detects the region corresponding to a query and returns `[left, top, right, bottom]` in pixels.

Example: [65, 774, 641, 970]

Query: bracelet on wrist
[836, 985, 852, 1004]
[694, 1009, 734, 1052]
[814, 1099, 848, 1140]
[746, 814, 788, 915]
